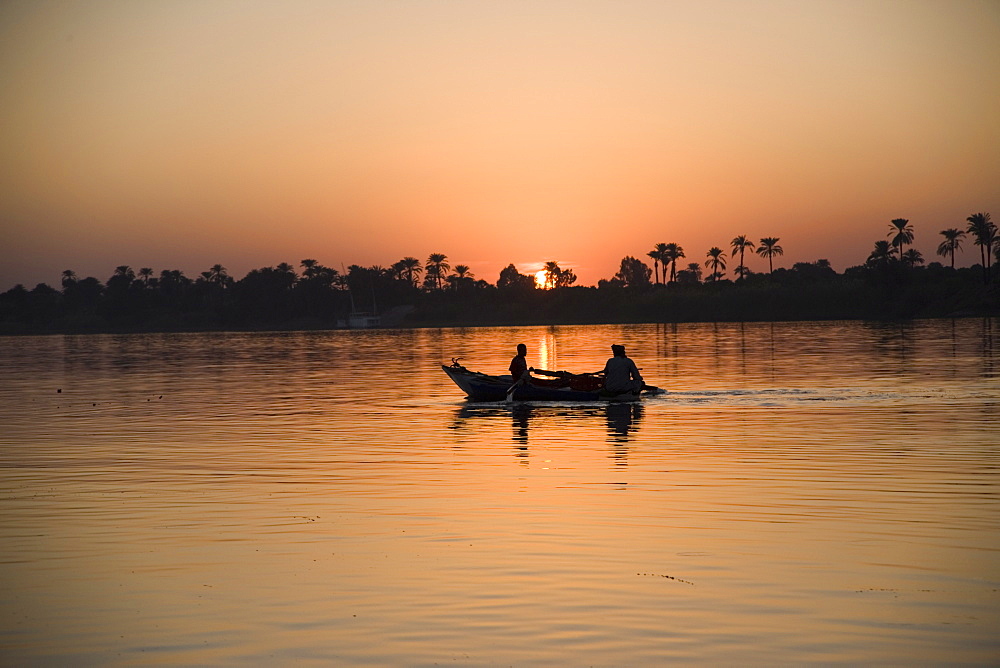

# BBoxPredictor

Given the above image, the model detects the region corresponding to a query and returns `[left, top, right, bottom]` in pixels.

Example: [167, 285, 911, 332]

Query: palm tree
[136, 267, 153, 289]
[756, 237, 783, 273]
[936, 228, 966, 269]
[730, 235, 755, 282]
[542, 261, 562, 289]
[61, 270, 77, 289]
[966, 212, 997, 284]
[158, 269, 189, 297]
[646, 249, 660, 285]
[272, 262, 297, 290]
[389, 260, 405, 282]
[866, 240, 896, 269]
[678, 261, 702, 284]
[446, 264, 474, 291]
[426, 253, 450, 290]
[663, 243, 685, 283]
[107, 266, 135, 294]
[647, 243, 667, 285]
[300, 259, 318, 278]
[902, 249, 924, 266]
[208, 264, 230, 286]
[887, 218, 914, 258]
[397, 257, 422, 288]
[704, 247, 727, 281]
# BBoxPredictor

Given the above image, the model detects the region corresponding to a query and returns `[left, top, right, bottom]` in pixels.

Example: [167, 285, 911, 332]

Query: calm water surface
[1, 320, 998, 666]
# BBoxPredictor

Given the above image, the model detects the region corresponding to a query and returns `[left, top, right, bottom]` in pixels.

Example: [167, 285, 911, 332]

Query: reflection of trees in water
[857, 317, 1000, 381]
[657, 322, 679, 367]
[768, 321, 776, 383]
[712, 321, 721, 365]
[739, 321, 747, 381]
[864, 320, 914, 372]
[451, 401, 645, 462]
[982, 318, 995, 380]
[977, 318, 1000, 423]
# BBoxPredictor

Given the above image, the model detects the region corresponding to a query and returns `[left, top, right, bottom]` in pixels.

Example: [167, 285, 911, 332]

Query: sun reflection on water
[1, 321, 998, 666]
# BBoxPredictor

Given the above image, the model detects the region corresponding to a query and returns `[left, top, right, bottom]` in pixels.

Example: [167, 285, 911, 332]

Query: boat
[442, 359, 661, 402]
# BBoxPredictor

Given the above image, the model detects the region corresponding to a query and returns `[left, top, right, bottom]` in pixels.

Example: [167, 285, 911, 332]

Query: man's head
[517, 343, 527, 356]
[611, 344, 626, 357]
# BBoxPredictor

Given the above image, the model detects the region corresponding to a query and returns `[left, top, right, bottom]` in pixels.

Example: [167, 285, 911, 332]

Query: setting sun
[534, 270, 549, 289]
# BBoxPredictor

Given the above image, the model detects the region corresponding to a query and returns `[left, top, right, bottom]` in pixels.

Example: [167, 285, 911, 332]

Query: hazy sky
[2, 0, 998, 289]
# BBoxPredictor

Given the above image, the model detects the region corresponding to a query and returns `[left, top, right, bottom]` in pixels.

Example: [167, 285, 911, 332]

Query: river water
[1, 320, 998, 666]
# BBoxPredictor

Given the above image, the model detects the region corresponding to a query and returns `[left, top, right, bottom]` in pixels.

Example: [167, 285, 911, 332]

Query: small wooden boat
[443, 359, 660, 402]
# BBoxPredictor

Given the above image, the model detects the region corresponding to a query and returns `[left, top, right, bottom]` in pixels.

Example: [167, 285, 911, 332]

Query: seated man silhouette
[602, 344, 644, 394]
[509, 343, 530, 381]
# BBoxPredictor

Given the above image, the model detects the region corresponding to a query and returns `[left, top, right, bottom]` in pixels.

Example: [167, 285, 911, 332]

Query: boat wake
[448, 384, 974, 411]
[650, 387, 911, 407]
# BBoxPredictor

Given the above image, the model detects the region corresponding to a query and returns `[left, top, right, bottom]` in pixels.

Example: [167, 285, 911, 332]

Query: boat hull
[442, 364, 643, 402]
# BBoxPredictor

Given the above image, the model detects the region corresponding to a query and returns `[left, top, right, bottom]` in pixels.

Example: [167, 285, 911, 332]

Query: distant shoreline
[2, 305, 997, 338]
[3, 263, 998, 337]
[2, 318, 998, 338]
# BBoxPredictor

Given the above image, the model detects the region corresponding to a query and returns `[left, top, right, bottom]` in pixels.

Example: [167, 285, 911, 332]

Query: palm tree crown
[755, 237, 783, 273]
[663, 243, 685, 283]
[399, 257, 422, 288]
[902, 249, 924, 266]
[887, 218, 914, 257]
[425, 253, 450, 290]
[704, 247, 727, 281]
[866, 240, 896, 268]
[208, 264, 230, 286]
[936, 228, 966, 269]
[300, 259, 318, 278]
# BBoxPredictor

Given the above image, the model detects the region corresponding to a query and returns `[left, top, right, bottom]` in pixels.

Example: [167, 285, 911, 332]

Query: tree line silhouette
[1, 212, 996, 334]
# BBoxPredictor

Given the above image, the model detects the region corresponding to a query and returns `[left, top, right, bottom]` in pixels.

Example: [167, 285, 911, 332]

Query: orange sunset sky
[1, 0, 998, 290]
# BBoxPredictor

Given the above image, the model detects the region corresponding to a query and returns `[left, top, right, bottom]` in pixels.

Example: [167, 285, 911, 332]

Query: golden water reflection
[1, 320, 999, 665]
